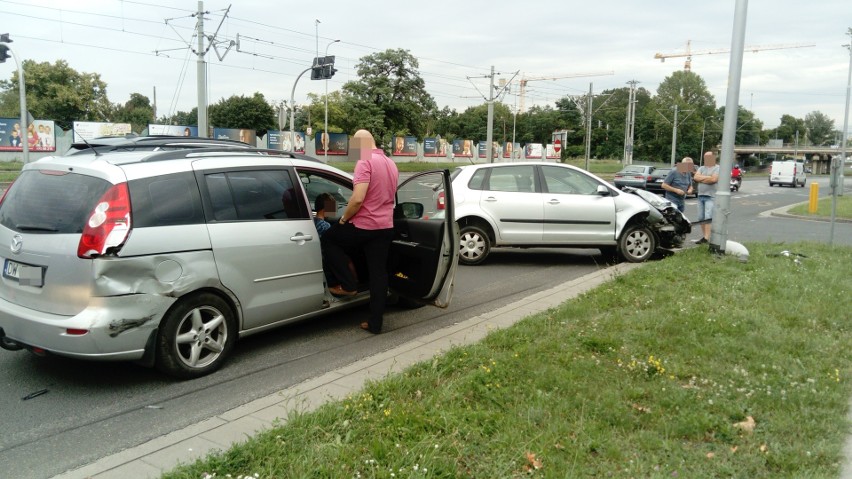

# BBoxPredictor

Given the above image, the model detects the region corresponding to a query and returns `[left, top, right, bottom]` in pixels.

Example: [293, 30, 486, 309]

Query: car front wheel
[459, 225, 491, 266]
[155, 293, 236, 379]
[618, 225, 656, 263]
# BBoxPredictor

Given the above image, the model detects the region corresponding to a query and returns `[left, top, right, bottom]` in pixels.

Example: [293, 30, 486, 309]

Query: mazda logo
[10, 234, 22, 254]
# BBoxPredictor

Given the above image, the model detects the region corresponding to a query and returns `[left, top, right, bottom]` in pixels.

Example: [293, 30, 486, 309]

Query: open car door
[389, 170, 458, 307]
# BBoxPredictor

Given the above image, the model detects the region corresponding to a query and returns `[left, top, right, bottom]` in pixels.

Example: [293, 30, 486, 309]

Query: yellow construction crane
[654, 40, 815, 71]
[518, 71, 613, 112]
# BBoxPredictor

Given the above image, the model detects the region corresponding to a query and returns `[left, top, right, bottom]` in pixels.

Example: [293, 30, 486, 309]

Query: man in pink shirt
[322, 129, 399, 334]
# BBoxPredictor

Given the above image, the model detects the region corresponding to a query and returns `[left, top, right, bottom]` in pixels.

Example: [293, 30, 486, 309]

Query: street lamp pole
[323, 39, 339, 163]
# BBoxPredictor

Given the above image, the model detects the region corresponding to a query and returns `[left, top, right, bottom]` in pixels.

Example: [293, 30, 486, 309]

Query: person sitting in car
[313, 193, 336, 237]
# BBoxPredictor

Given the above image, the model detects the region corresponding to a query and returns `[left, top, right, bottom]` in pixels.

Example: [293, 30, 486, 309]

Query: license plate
[656, 179, 664, 183]
[3, 259, 43, 287]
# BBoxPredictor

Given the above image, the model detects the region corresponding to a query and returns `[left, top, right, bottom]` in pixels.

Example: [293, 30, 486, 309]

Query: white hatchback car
[445, 162, 691, 265]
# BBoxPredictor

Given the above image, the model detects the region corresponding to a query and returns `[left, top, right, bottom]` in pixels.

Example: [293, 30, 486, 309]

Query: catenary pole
[831, 29, 852, 244]
[8, 47, 28, 163]
[585, 83, 592, 171]
[486, 65, 495, 163]
[196, 1, 207, 137]
[709, 0, 748, 254]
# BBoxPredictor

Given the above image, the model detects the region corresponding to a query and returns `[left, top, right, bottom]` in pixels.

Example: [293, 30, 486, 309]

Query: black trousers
[322, 223, 394, 332]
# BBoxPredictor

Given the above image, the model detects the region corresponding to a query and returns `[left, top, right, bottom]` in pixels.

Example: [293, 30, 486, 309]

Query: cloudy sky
[2, 0, 850, 133]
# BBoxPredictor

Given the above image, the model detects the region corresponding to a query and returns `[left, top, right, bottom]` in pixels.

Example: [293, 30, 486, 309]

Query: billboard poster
[524, 143, 543, 159]
[316, 132, 348, 155]
[545, 144, 560, 159]
[392, 136, 417, 156]
[212, 128, 256, 145]
[268, 130, 305, 152]
[73, 121, 132, 142]
[0, 118, 57, 152]
[424, 138, 449, 157]
[452, 139, 473, 157]
[477, 142, 501, 160]
[148, 124, 198, 136]
[502, 142, 520, 158]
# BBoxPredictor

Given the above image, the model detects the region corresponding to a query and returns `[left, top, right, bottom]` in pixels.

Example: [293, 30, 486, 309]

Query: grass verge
[164, 242, 852, 478]
[788, 195, 852, 220]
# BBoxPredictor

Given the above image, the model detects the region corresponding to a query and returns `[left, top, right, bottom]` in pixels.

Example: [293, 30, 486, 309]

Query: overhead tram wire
[4, 4, 498, 108]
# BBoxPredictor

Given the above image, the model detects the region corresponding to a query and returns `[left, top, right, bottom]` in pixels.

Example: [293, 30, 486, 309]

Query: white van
[769, 160, 806, 187]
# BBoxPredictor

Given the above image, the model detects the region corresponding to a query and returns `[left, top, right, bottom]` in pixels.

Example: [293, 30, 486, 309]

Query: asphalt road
[0, 174, 849, 478]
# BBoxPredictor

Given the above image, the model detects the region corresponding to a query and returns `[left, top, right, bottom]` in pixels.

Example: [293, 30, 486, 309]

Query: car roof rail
[136, 147, 324, 163]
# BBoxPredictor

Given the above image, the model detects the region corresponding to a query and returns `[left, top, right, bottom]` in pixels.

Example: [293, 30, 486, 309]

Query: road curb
[53, 262, 643, 479]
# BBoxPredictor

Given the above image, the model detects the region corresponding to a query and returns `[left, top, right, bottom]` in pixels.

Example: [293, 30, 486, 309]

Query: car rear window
[0, 170, 111, 234]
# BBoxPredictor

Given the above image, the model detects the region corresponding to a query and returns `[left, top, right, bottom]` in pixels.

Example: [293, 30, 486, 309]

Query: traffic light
[0, 33, 11, 43]
[0, 45, 9, 64]
[310, 65, 323, 80]
[323, 65, 337, 79]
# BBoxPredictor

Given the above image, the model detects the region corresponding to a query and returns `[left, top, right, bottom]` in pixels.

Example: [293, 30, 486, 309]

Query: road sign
[554, 139, 562, 153]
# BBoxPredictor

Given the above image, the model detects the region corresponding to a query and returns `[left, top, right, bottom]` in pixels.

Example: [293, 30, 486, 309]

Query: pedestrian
[322, 129, 399, 334]
[693, 151, 720, 244]
[661, 157, 695, 213]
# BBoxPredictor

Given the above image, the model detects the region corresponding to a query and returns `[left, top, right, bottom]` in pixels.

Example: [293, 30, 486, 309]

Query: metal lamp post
[323, 39, 339, 163]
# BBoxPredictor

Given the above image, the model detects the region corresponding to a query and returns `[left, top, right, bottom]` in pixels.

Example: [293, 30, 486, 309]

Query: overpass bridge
[732, 144, 845, 174]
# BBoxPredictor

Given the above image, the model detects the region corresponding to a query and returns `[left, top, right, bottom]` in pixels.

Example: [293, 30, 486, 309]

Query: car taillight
[0, 179, 13, 206]
[437, 191, 445, 210]
[78, 183, 132, 259]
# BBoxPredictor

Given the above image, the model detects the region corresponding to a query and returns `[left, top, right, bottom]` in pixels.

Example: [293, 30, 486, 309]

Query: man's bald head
[352, 129, 377, 150]
[703, 151, 716, 165]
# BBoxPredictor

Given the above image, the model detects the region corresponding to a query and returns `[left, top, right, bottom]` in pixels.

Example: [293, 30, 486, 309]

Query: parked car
[444, 162, 691, 265]
[0, 148, 458, 378]
[613, 165, 655, 190]
[64, 134, 254, 156]
[769, 159, 806, 187]
[646, 167, 698, 198]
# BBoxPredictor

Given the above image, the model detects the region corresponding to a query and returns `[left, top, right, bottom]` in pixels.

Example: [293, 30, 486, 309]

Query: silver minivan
[0, 148, 458, 378]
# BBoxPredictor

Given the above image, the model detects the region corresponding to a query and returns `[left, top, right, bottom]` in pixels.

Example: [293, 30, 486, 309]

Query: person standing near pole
[322, 129, 398, 334]
[661, 157, 695, 213]
[693, 151, 720, 244]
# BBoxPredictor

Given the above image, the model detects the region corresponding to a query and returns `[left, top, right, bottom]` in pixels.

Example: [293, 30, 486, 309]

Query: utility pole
[195, 1, 207, 137]
[670, 104, 679, 166]
[831, 28, 852, 244]
[467, 67, 516, 163]
[0, 34, 29, 163]
[585, 83, 593, 171]
[623, 80, 638, 165]
[709, 0, 748, 255]
[486, 66, 495, 163]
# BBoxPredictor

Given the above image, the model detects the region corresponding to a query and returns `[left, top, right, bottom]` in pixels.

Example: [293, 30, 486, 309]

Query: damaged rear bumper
[0, 294, 176, 361]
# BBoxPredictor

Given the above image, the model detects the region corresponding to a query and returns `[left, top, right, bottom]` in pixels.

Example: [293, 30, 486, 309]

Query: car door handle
[290, 233, 313, 242]
[547, 199, 560, 205]
[484, 196, 497, 202]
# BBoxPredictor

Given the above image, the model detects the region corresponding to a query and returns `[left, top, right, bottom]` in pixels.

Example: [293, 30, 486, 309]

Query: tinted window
[296, 169, 352, 216]
[129, 172, 205, 227]
[0, 170, 110, 234]
[541, 166, 601, 195]
[205, 169, 308, 221]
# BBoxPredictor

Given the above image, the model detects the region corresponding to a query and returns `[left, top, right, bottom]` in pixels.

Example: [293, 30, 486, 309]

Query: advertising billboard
[0, 118, 56, 152]
[424, 137, 449, 157]
[212, 128, 256, 145]
[268, 130, 306, 152]
[148, 124, 198, 136]
[502, 142, 520, 159]
[73, 121, 132, 142]
[392, 136, 417, 156]
[524, 143, 543, 159]
[452, 139, 473, 157]
[316, 132, 348, 155]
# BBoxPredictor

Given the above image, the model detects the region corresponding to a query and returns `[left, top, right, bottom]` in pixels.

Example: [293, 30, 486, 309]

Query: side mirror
[396, 202, 424, 219]
[596, 184, 611, 196]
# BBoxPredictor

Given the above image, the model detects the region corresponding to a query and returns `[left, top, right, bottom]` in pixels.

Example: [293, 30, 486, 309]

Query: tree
[341, 49, 437, 148]
[113, 93, 154, 133]
[772, 114, 805, 144]
[208, 92, 276, 132]
[158, 108, 198, 127]
[0, 59, 112, 127]
[641, 71, 717, 163]
[804, 110, 834, 146]
[304, 91, 346, 134]
[717, 105, 763, 146]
